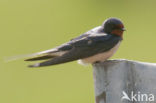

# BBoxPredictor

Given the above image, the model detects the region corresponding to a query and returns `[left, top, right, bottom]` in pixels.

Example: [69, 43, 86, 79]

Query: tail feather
[28, 57, 65, 67]
[28, 53, 78, 67]
[4, 53, 40, 62]
[5, 48, 58, 62]
[25, 55, 57, 61]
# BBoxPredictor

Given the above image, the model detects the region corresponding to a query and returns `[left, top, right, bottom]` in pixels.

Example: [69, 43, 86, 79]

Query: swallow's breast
[78, 41, 121, 65]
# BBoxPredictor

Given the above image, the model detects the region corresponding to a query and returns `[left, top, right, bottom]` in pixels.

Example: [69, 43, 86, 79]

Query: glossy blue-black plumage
[26, 18, 124, 67]
[29, 32, 122, 67]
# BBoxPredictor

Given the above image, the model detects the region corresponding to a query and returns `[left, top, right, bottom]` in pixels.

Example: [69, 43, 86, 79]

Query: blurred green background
[0, 0, 156, 103]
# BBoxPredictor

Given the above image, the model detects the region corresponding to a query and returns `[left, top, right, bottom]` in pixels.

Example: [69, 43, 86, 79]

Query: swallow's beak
[121, 28, 126, 31]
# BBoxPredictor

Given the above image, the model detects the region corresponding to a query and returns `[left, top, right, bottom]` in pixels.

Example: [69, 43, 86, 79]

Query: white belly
[78, 41, 121, 65]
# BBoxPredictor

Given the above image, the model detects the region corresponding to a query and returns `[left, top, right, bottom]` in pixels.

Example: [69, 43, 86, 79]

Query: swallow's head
[102, 18, 125, 39]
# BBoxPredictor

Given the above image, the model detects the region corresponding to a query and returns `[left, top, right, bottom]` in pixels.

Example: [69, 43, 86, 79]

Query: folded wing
[27, 34, 121, 67]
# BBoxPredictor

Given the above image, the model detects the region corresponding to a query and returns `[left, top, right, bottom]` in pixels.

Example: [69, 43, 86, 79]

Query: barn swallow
[25, 17, 126, 67]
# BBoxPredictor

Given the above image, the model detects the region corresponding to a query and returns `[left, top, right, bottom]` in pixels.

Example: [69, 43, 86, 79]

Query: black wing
[28, 34, 122, 67]
[25, 26, 101, 61]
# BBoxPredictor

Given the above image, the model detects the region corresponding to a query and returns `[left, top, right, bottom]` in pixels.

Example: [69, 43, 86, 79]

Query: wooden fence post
[93, 59, 156, 103]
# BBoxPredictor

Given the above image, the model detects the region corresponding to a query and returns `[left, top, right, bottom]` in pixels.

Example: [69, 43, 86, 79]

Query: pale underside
[78, 41, 121, 65]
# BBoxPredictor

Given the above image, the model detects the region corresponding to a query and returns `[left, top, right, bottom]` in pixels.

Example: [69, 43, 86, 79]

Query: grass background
[0, 0, 156, 103]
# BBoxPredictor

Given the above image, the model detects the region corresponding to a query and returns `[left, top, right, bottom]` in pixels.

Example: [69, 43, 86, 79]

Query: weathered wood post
[93, 59, 156, 103]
